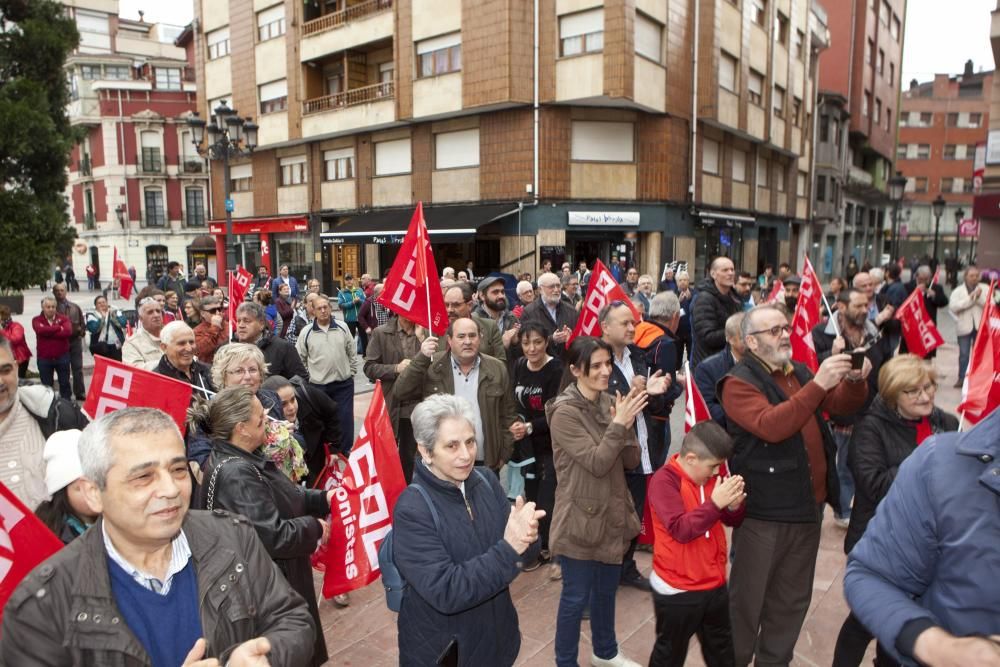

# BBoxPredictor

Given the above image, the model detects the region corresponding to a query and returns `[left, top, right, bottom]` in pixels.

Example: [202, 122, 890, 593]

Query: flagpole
[820, 290, 841, 338]
[227, 270, 233, 341]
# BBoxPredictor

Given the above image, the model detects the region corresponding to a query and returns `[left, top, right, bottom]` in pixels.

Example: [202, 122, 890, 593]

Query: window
[899, 113, 909, 127]
[775, 12, 788, 45]
[571, 121, 634, 162]
[750, 0, 766, 27]
[819, 115, 831, 142]
[80, 65, 99, 80]
[941, 177, 955, 193]
[560, 9, 603, 57]
[375, 138, 412, 176]
[959, 81, 983, 98]
[794, 29, 805, 60]
[776, 166, 786, 192]
[966, 144, 978, 159]
[797, 171, 807, 196]
[140, 131, 161, 172]
[886, 108, 892, 131]
[748, 69, 764, 105]
[773, 85, 785, 118]
[943, 144, 957, 160]
[888, 62, 895, 85]
[947, 112, 959, 127]
[144, 189, 165, 227]
[877, 49, 885, 74]
[757, 155, 769, 186]
[896, 144, 908, 159]
[207, 28, 230, 60]
[914, 177, 928, 193]
[917, 144, 930, 159]
[379, 61, 394, 84]
[732, 149, 747, 182]
[280, 156, 307, 186]
[891, 15, 901, 41]
[324, 148, 354, 181]
[435, 128, 480, 169]
[75, 9, 109, 34]
[417, 32, 462, 76]
[874, 98, 881, 123]
[635, 13, 663, 63]
[865, 39, 873, 64]
[791, 97, 802, 126]
[702, 138, 720, 175]
[257, 5, 285, 42]
[185, 188, 205, 226]
[230, 163, 253, 192]
[154, 68, 181, 90]
[969, 112, 983, 128]
[880, 0, 890, 25]
[920, 112, 932, 126]
[862, 91, 870, 117]
[719, 51, 738, 92]
[105, 65, 130, 80]
[816, 175, 827, 201]
[259, 79, 288, 114]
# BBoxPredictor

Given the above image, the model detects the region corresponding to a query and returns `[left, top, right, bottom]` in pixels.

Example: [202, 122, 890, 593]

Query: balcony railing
[142, 213, 166, 228]
[179, 157, 206, 174]
[302, 0, 393, 37]
[83, 213, 95, 230]
[80, 155, 92, 176]
[303, 80, 394, 114]
[186, 213, 206, 227]
[140, 159, 163, 174]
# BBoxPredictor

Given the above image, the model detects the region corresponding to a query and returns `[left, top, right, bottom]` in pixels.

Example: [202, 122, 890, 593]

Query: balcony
[300, 0, 393, 62]
[303, 0, 393, 37]
[83, 212, 95, 230]
[185, 212, 206, 227]
[179, 156, 206, 174]
[304, 80, 393, 114]
[79, 154, 92, 176]
[141, 213, 166, 228]
[302, 80, 395, 137]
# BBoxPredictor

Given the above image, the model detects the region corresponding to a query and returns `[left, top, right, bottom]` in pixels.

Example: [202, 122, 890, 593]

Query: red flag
[83, 356, 194, 434]
[0, 481, 64, 624]
[683, 361, 712, 433]
[931, 265, 941, 286]
[789, 257, 822, 372]
[113, 247, 133, 301]
[377, 203, 448, 335]
[958, 280, 1000, 424]
[566, 260, 642, 347]
[894, 287, 945, 358]
[766, 279, 784, 304]
[228, 266, 253, 330]
[125, 320, 134, 338]
[317, 382, 406, 598]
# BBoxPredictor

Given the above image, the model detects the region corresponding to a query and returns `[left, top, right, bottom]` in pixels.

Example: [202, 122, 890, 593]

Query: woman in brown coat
[546, 336, 648, 667]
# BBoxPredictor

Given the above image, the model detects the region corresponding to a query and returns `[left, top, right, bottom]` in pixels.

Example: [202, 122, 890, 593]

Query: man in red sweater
[648, 421, 746, 666]
[31, 296, 73, 399]
[719, 304, 869, 666]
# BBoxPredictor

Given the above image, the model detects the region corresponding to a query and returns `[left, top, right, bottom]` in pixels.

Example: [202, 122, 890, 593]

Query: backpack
[377, 470, 489, 612]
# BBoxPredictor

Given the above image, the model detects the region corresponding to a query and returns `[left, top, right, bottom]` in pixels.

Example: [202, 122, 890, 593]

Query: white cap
[43, 429, 84, 497]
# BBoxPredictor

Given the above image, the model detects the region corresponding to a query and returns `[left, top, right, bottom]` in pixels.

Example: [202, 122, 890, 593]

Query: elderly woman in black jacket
[192, 385, 332, 666]
[393, 394, 544, 666]
[832, 353, 959, 667]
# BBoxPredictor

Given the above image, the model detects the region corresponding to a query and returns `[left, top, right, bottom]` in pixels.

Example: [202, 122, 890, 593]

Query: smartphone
[851, 349, 866, 370]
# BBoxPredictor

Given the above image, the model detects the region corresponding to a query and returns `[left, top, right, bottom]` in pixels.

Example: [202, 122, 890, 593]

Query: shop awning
[320, 203, 518, 244]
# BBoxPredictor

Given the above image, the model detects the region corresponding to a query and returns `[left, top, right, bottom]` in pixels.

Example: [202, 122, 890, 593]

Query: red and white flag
[0, 481, 64, 624]
[113, 247, 133, 301]
[765, 279, 784, 304]
[894, 288, 945, 358]
[315, 382, 406, 598]
[790, 256, 822, 372]
[683, 361, 712, 433]
[228, 266, 253, 328]
[958, 280, 1000, 425]
[566, 259, 642, 347]
[377, 202, 448, 335]
[83, 356, 194, 434]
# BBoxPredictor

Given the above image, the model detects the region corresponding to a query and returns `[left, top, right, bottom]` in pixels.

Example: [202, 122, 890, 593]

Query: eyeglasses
[901, 383, 936, 398]
[749, 324, 792, 337]
[226, 366, 261, 378]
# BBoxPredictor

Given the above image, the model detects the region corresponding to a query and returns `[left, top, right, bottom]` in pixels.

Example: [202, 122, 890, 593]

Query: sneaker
[834, 517, 850, 529]
[548, 563, 562, 581]
[619, 571, 652, 592]
[333, 593, 350, 607]
[590, 651, 642, 667]
[523, 557, 543, 572]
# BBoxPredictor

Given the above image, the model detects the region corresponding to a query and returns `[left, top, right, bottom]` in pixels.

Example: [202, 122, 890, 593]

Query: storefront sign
[959, 218, 981, 237]
[208, 216, 309, 235]
[371, 235, 405, 245]
[567, 211, 640, 227]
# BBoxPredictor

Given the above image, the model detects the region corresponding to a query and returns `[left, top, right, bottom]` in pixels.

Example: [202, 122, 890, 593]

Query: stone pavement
[325, 316, 966, 666]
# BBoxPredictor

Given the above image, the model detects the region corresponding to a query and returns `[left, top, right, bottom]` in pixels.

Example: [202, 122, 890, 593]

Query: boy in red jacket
[647, 421, 746, 667]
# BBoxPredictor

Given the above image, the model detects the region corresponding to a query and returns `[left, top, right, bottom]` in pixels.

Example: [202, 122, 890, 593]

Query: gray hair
[676, 270, 690, 281]
[648, 291, 680, 320]
[79, 409, 179, 490]
[211, 342, 267, 388]
[516, 280, 533, 295]
[741, 304, 781, 339]
[537, 272, 560, 288]
[236, 301, 267, 324]
[725, 312, 745, 342]
[638, 274, 654, 285]
[159, 320, 193, 346]
[869, 267, 884, 283]
[205, 385, 256, 442]
[915, 265, 932, 280]
[41, 296, 56, 307]
[411, 394, 478, 453]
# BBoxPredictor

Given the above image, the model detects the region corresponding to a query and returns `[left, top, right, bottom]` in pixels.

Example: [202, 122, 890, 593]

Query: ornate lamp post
[931, 194, 946, 264]
[186, 101, 258, 276]
[888, 171, 907, 261]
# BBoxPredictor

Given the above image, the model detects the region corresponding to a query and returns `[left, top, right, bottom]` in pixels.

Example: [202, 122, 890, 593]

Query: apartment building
[63, 0, 210, 285]
[896, 62, 991, 263]
[814, 0, 905, 275]
[974, 0, 1000, 270]
[193, 0, 827, 288]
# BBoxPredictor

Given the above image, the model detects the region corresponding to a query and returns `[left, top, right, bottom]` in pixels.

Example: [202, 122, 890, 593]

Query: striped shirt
[103, 524, 192, 596]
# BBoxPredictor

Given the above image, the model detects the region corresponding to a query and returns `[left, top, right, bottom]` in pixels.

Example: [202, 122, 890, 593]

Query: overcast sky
[118, 0, 996, 84]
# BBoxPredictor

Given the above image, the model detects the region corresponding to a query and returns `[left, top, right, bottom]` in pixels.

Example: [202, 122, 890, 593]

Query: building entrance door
[329, 243, 361, 289]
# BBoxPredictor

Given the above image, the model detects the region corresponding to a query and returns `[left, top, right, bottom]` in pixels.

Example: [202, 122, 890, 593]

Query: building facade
[812, 0, 905, 278]
[897, 62, 992, 265]
[63, 0, 210, 287]
[192, 0, 828, 289]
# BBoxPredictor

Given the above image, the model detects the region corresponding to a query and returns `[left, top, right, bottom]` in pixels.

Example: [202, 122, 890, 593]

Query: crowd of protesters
[1, 250, 998, 667]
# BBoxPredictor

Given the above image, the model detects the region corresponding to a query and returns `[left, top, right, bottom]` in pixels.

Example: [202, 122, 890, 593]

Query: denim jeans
[38, 354, 71, 400]
[957, 330, 976, 383]
[555, 556, 622, 666]
[833, 428, 854, 520]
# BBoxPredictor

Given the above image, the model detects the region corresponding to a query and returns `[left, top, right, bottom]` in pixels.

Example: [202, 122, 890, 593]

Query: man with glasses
[443, 282, 505, 361]
[561, 272, 582, 310]
[122, 297, 165, 370]
[235, 302, 308, 382]
[193, 296, 227, 365]
[520, 272, 578, 357]
[719, 305, 870, 667]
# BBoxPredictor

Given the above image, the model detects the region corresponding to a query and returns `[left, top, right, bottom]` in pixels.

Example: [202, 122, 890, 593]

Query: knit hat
[43, 429, 84, 496]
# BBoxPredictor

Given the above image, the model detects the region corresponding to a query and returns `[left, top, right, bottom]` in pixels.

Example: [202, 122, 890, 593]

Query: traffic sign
[225, 198, 234, 213]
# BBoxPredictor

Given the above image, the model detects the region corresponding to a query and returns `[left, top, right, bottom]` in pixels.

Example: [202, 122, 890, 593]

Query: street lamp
[931, 194, 946, 264]
[953, 207, 964, 263]
[185, 101, 258, 277]
[888, 171, 907, 261]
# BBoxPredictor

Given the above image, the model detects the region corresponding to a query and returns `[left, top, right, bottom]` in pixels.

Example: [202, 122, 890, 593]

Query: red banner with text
[958, 281, 1000, 425]
[0, 481, 64, 624]
[790, 256, 822, 372]
[228, 266, 253, 326]
[83, 356, 194, 434]
[895, 288, 945, 358]
[566, 259, 643, 347]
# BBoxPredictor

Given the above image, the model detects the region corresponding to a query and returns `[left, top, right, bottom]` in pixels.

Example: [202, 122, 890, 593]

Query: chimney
[909, 78, 919, 91]
[138, 10, 145, 22]
[965, 59, 974, 77]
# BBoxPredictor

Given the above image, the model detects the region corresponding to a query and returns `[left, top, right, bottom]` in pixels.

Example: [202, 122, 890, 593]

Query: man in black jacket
[693, 312, 745, 428]
[906, 265, 949, 323]
[690, 256, 742, 368]
[235, 302, 308, 381]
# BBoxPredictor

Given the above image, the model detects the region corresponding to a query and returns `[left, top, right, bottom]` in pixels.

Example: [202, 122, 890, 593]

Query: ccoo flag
[894, 288, 945, 358]
[566, 260, 642, 347]
[0, 481, 64, 624]
[957, 280, 1000, 425]
[789, 256, 822, 372]
[113, 247, 134, 301]
[376, 202, 448, 335]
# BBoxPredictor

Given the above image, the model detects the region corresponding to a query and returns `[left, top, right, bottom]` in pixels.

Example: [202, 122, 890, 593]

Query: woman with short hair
[192, 385, 331, 667]
[392, 394, 544, 667]
[832, 354, 959, 666]
[0, 304, 31, 377]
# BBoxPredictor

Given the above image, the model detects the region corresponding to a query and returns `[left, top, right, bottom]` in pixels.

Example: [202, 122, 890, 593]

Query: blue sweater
[108, 558, 202, 667]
